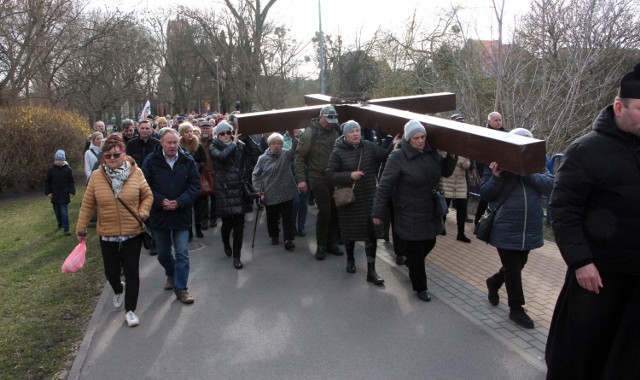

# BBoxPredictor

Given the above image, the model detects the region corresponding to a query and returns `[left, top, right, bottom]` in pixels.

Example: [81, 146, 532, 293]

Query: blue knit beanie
[54, 149, 66, 161]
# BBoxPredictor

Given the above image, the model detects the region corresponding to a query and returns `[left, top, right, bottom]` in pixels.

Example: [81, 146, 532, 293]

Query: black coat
[326, 137, 390, 241]
[126, 137, 160, 166]
[44, 163, 76, 204]
[546, 105, 640, 379]
[141, 145, 200, 230]
[210, 139, 249, 217]
[372, 140, 456, 241]
[550, 104, 640, 274]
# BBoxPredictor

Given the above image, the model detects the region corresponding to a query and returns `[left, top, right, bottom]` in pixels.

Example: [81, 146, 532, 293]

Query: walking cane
[251, 197, 261, 248]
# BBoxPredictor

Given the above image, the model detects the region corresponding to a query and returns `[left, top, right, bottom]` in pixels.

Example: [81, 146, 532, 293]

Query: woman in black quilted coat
[209, 122, 258, 270]
[326, 120, 400, 285]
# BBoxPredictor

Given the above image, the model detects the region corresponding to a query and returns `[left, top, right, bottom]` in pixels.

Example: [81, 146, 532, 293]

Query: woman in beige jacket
[76, 135, 153, 327]
[441, 155, 472, 242]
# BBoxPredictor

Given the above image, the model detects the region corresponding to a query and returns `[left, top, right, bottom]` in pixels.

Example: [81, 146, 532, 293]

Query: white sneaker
[125, 311, 139, 327]
[113, 282, 125, 309]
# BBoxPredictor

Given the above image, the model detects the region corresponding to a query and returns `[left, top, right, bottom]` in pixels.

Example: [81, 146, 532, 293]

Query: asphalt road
[69, 208, 545, 380]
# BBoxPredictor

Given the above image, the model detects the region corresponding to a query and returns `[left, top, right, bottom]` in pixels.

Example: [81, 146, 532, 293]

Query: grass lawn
[0, 187, 104, 379]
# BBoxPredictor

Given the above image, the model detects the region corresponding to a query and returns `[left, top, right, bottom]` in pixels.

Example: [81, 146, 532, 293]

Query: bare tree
[508, 0, 640, 153]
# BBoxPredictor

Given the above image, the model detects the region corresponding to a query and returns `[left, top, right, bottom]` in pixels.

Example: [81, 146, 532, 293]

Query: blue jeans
[153, 229, 190, 294]
[52, 203, 70, 231]
[292, 191, 308, 231]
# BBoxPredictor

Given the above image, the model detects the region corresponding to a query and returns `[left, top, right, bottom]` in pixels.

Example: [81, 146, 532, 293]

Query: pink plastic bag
[62, 240, 86, 273]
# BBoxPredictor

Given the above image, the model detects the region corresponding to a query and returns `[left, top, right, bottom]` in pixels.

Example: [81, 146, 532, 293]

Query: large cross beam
[234, 93, 546, 175]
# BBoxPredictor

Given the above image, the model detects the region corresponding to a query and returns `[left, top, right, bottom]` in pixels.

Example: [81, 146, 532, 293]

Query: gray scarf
[104, 161, 131, 198]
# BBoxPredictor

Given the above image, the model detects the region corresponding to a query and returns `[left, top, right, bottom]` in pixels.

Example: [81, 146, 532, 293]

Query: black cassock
[545, 269, 640, 379]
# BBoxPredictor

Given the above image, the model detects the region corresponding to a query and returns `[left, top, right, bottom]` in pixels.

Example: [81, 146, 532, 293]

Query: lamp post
[318, 0, 325, 95]
[216, 60, 221, 113]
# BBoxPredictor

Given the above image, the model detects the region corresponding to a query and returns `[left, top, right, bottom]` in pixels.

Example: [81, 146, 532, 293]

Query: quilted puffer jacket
[77, 158, 153, 237]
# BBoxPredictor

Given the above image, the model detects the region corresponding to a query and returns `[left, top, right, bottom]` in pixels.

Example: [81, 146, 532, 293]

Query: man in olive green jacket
[295, 106, 343, 260]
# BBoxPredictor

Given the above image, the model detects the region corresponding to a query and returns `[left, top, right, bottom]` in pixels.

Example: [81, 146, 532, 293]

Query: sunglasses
[324, 115, 338, 119]
[104, 152, 122, 159]
[219, 131, 232, 136]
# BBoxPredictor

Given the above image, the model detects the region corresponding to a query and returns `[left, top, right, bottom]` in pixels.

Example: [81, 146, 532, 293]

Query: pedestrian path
[403, 217, 566, 364]
[69, 208, 559, 379]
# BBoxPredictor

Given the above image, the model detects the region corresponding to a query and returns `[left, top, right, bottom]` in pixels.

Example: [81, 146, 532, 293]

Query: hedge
[0, 106, 90, 192]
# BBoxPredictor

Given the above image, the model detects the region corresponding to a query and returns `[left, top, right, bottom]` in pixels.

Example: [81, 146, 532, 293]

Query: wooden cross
[233, 93, 546, 175]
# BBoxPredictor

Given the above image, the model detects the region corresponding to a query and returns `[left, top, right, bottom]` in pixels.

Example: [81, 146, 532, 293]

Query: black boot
[366, 261, 384, 286]
[457, 231, 471, 243]
[346, 244, 355, 273]
[196, 225, 204, 238]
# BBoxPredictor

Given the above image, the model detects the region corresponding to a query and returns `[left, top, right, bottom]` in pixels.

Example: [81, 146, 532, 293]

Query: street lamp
[216, 59, 221, 113]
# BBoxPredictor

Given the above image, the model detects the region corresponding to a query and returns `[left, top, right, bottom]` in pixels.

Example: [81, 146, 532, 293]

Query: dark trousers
[221, 214, 244, 258]
[266, 199, 295, 241]
[446, 198, 468, 232]
[52, 202, 70, 231]
[291, 191, 308, 231]
[99, 236, 142, 312]
[345, 231, 377, 261]
[405, 239, 437, 292]
[194, 195, 208, 229]
[309, 178, 338, 248]
[208, 194, 217, 223]
[487, 248, 530, 309]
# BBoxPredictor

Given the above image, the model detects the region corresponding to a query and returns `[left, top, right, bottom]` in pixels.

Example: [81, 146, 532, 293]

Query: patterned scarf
[104, 161, 131, 198]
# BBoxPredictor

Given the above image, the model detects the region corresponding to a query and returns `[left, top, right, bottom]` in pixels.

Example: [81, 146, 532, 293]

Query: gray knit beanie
[215, 121, 233, 136]
[403, 120, 426, 141]
[341, 120, 360, 135]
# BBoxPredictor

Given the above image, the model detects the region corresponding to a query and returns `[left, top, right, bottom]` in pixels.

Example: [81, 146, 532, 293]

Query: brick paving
[375, 217, 567, 367]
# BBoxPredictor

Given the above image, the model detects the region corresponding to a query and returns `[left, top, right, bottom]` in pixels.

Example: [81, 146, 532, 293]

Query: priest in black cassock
[546, 63, 640, 379]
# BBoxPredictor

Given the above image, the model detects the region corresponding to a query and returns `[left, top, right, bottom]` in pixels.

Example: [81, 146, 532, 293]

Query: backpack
[89, 149, 101, 171]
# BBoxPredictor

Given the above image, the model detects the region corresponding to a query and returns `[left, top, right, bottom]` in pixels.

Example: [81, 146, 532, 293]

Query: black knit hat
[619, 63, 640, 99]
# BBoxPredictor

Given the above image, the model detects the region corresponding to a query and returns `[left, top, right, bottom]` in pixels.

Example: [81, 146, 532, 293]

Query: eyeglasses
[219, 131, 232, 136]
[104, 152, 122, 159]
[324, 114, 338, 119]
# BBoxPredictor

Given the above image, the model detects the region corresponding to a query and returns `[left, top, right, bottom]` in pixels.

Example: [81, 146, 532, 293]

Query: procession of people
[62, 63, 640, 379]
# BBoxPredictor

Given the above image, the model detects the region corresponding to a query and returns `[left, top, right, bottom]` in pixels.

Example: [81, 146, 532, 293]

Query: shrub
[0, 106, 90, 192]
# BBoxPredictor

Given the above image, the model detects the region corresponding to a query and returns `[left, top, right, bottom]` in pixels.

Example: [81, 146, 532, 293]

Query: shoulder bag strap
[350, 147, 364, 190]
[101, 170, 143, 227]
[493, 178, 519, 211]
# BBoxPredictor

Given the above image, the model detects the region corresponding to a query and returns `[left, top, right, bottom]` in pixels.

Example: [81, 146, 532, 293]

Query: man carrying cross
[295, 106, 344, 260]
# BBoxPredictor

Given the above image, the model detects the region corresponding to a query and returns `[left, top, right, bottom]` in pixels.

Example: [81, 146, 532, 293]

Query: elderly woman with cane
[252, 132, 299, 250]
[327, 120, 400, 285]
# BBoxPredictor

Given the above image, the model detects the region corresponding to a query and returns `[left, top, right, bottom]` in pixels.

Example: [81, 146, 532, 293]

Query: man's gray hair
[487, 111, 501, 120]
[159, 127, 179, 139]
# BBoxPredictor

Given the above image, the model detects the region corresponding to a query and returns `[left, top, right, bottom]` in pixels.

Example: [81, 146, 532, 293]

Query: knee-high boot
[365, 243, 384, 285]
[345, 241, 355, 273]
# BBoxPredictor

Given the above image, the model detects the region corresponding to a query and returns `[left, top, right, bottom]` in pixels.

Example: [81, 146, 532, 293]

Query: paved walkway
[69, 206, 564, 379]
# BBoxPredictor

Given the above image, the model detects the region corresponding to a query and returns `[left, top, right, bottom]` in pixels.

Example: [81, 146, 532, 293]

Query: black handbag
[474, 182, 517, 243]
[474, 208, 497, 243]
[433, 189, 448, 216]
[117, 197, 154, 250]
[243, 181, 258, 201]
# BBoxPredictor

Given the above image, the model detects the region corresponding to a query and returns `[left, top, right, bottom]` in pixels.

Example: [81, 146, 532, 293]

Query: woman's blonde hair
[178, 123, 200, 154]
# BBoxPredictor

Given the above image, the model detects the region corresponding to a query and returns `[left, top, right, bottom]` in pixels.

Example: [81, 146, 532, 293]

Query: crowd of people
[45, 63, 640, 378]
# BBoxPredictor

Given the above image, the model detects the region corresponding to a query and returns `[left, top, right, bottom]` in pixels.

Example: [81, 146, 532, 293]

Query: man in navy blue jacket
[142, 128, 200, 304]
